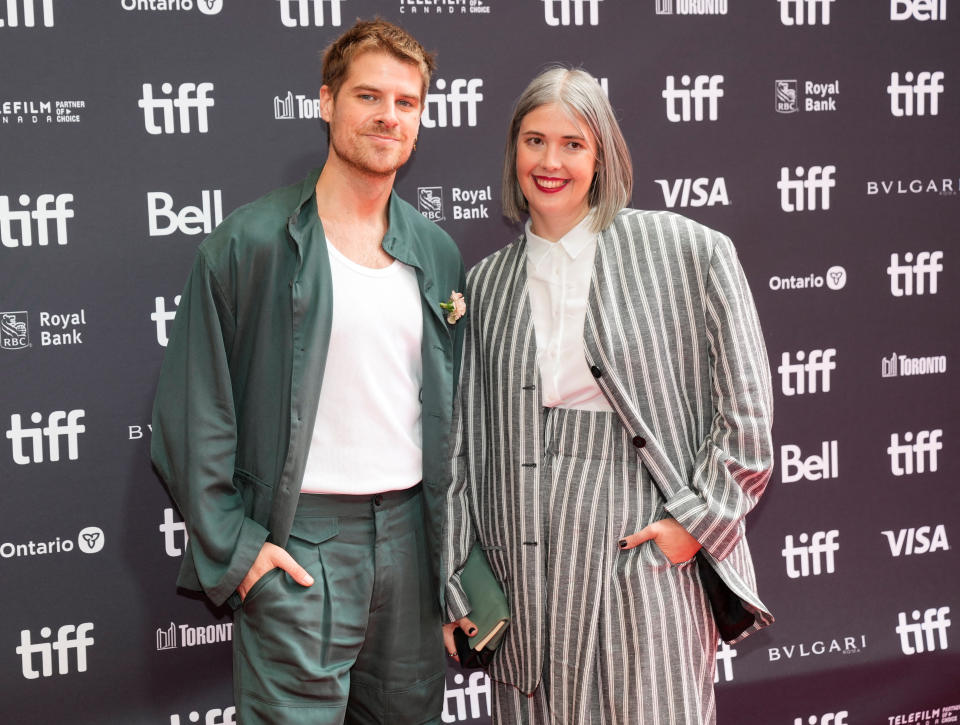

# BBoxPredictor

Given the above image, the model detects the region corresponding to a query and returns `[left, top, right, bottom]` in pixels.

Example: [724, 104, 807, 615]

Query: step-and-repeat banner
[1, 2, 958, 724]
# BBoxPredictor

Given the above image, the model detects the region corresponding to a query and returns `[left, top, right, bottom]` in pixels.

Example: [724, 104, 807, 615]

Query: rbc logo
[417, 187, 445, 222]
[779, 0, 834, 25]
[778, 348, 836, 395]
[139, 82, 215, 135]
[6, 409, 85, 464]
[782, 530, 839, 578]
[421, 79, 484, 129]
[887, 251, 943, 296]
[152, 295, 181, 347]
[891, 0, 948, 21]
[278, 0, 343, 27]
[887, 429, 942, 475]
[896, 606, 951, 655]
[16, 623, 95, 679]
[662, 75, 724, 122]
[0, 0, 54, 27]
[794, 715, 848, 725]
[887, 71, 945, 116]
[543, 0, 601, 26]
[0, 193, 74, 248]
[778, 165, 836, 212]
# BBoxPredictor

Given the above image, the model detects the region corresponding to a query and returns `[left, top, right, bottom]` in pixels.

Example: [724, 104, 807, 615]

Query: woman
[444, 67, 774, 724]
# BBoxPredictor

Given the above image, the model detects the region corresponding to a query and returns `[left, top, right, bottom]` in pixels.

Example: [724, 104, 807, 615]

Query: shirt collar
[525, 210, 597, 269]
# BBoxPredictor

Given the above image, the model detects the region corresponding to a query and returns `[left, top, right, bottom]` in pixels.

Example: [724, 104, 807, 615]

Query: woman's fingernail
[467, 627, 477, 636]
[618, 539, 628, 549]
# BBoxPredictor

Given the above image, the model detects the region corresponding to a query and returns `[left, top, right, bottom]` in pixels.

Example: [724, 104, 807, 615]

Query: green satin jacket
[151, 169, 465, 608]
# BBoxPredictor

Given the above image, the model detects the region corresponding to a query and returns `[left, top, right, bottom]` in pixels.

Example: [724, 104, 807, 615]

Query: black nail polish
[618, 539, 628, 549]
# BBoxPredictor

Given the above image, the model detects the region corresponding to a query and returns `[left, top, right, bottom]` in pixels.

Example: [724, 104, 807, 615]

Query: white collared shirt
[525, 212, 612, 411]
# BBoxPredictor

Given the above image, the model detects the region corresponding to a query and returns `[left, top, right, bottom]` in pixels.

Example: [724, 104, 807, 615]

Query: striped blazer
[446, 208, 774, 693]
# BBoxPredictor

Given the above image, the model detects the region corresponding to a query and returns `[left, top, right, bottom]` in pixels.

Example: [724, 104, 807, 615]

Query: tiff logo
[6, 409, 85, 464]
[782, 530, 839, 578]
[663, 74, 724, 122]
[0, 0, 54, 27]
[0, 193, 74, 248]
[16, 623, 94, 679]
[543, 0, 601, 26]
[442, 671, 491, 722]
[882, 524, 950, 556]
[891, 0, 948, 20]
[170, 707, 236, 725]
[714, 642, 737, 683]
[278, 0, 343, 27]
[888, 71, 945, 116]
[896, 606, 951, 655]
[152, 295, 181, 347]
[421, 79, 484, 129]
[160, 507, 189, 557]
[887, 429, 942, 476]
[655, 177, 730, 208]
[139, 82, 215, 135]
[794, 714, 848, 725]
[778, 348, 836, 396]
[887, 251, 943, 296]
[781, 441, 838, 483]
[778, 165, 836, 212]
[779, 0, 834, 25]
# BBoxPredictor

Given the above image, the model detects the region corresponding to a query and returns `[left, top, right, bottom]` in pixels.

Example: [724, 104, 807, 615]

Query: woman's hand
[442, 616, 478, 662]
[618, 517, 701, 565]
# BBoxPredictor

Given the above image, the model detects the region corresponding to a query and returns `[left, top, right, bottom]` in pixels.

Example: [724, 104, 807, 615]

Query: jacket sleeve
[663, 233, 774, 560]
[150, 250, 269, 606]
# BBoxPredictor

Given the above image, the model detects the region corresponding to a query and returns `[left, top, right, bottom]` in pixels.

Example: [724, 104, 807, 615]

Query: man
[151, 19, 465, 725]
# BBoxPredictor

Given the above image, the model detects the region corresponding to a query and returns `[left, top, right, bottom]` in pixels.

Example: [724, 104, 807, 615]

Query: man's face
[320, 51, 424, 178]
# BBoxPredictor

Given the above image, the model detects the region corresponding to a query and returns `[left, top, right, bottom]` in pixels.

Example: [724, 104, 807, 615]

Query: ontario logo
[1, 311, 30, 350]
[417, 187, 445, 222]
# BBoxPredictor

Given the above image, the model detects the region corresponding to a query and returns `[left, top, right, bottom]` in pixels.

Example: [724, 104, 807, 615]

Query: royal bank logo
[399, 0, 491, 15]
[654, 177, 729, 208]
[778, 165, 836, 212]
[1, 525, 105, 560]
[663, 74, 724, 122]
[656, 0, 728, 14]
[882, 352, 947, 377]
[121, 0, 223, 15]
[273, 91, 321, 120]
[156, 621, 233, 651]
[152, 295, 181, 347]
[779, 0, 834, 25]
[543, 0, 602, 26]
[17, 623, 95, 679]
[769, 265, 846, 291]
[139, 82, 215, 135]
[887, 251, 943, 296]
[882, 524, 950, 557]
[891, 0, 948, 21]
[793, 713, 848, 725]
[279, 0, 344, 27]
[170, 706, 236, 725]
[0, 0, 54, 27]
[776, 80, 840, 113]
[888, 71, 945, 116]
[896, 606, 951, 655]
[417, 187, 445, 222]
[422, 78, 484, 128]
[1, 311, 30, 350]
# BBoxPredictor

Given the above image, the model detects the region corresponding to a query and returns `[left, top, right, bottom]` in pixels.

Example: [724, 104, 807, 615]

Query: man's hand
[237, 541, 314, 601]
[442, 616, 478, 662]
[618, 517, 701, 564]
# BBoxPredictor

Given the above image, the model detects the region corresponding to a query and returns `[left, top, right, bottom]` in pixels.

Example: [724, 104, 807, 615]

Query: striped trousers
[493, 407, 718, 725]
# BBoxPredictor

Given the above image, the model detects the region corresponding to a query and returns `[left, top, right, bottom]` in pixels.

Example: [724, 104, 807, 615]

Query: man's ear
[319, 85, 334, 121]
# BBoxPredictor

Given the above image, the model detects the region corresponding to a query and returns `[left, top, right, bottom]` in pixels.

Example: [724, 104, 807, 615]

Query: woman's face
[516, 102, 598, 239]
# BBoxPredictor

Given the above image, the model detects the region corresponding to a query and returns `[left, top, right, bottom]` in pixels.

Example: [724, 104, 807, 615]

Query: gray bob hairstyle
[502, 67, 633, 233]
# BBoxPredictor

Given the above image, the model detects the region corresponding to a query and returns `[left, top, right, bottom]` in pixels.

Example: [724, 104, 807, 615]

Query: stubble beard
[330, 125, 411, 179]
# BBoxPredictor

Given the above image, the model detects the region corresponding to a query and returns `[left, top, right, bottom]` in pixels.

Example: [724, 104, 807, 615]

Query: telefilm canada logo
[120, 0, 223, 14]
[775, 80, 840, 113]
[886, 702, 960, 725]
[0, 0, 55, 27]
[1, 99, 86, 126]
[1, 311, 29, 350]
[655, 0, 727, 15]
[399, 0, 492, 15]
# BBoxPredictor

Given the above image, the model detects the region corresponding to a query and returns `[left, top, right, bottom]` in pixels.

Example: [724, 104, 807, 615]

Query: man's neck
[314, 152, 395, 224]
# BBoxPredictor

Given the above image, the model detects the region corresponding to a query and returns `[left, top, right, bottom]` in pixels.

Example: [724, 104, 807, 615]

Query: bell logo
[888, 71, 945, 116]
[780, 441, 838, 483]
[543, 0, 601, 26]
[794, 714, 848, 725]
[0, 0, 54, 27]
[662, 75, 724, 122]
[887, 251, 943, 296]
[139, 82, 215, 135]
[887, 429, 942, 476]
[421, 79, 484, 129]
[16, 623, 95, 679]
[778, 165, 836, 212]
[278, 0, 343, 27]
[882, 525, 950, 556]
[779, 0, 834, 25]
[6, 409, 85, 465]
[0, 193, 74, 249]
[782, 530, 840, 578]
[147, 190, 223, 236]
[778, 348, 836, 396]
[896, 606, 951, 655]
[152, 295, 181, 347]
[891, 0, 947, 21]
[654, 177, 729, 208]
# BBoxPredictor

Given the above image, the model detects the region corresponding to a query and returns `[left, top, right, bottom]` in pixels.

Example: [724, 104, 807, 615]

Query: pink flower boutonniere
[440, 291, 466, 324]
